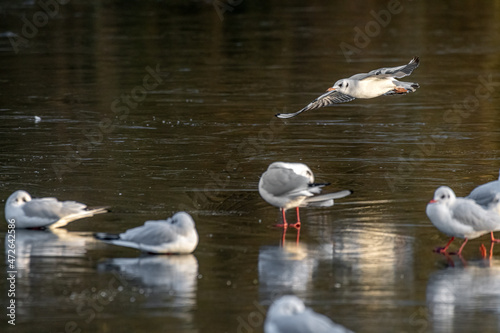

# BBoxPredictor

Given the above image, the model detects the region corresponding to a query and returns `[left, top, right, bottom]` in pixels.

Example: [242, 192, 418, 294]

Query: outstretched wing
[371, 56, 420, 78]
[350, 56, 420, 80]
[276, 90, 355, 119]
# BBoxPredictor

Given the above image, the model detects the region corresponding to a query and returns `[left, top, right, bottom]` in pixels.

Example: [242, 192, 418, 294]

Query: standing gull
[259, 162, 352, 242]
[4, 190, 108, 229]
[264, 295, 354, 333]
[426, 186, 500, 255]
[276, 56, 420, 119]
[94, 212, 199, 254]
[467, 169, 500, 242]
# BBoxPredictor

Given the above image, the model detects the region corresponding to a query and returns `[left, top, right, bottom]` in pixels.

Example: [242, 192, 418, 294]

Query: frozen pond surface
[1, 1, 500, 332]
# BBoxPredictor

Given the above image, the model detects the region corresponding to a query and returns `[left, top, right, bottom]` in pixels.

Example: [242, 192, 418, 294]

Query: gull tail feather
[306, 190, 353, 202]
[87, 206, 110, 215]
[304, 190, 353, 206]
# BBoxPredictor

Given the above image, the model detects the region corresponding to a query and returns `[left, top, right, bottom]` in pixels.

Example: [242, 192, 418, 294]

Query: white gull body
[276, 56, 420, 118]
[4, 190, 108, 229]
[426, 186, 500, 254]
[94, 212, 198, 254]
[258, 162, 352, 212]
[264, 295, 353, 333]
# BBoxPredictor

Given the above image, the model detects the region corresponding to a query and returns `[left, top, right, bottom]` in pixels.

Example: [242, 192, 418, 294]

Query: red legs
[489, 242, 496, 260]
[449, 238, 468, 256]
[279, 208, 288, 245]
[393, 87, 409, 94]
[276, 208, 288, 228]
[288, 207, 301, 229]
[491, 232, 500, 243]
[480, 244, 488, 258]
[277, 207, 301, 245]
[434, 237, 455, 254]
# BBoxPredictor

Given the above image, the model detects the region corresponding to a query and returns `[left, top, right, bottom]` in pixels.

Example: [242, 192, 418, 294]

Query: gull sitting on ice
[264, 295, 354, 333]
[94, 212, 199, 254]
[259, 162, 352, 242]
[426, 186, 500, 255]
[276, 56, 420, 119]
[4, 190, 108, 229]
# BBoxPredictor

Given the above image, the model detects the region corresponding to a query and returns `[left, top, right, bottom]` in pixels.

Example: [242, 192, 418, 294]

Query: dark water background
[1, 1, 500, 332]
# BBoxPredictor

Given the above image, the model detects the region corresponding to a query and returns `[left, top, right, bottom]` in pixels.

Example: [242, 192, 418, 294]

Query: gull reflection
[426, 260, 500, 332]
[98, 255, 198, 311]
[4, 229, 90, 320]
[5, 229, 88, 275]
[258, 243, 317, 299]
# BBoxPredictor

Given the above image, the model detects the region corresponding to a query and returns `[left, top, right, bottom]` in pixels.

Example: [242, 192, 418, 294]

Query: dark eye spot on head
[22, 197, 28, 202]
[339, 83, 343, 87]
[345, 82, 349, 88]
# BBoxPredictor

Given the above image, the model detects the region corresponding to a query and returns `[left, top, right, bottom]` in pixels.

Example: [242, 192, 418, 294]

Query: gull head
[268, 162, 314, 183]
[6, 190, 32, 208]
[429, 186, 456, 205]
[169, 212, 196, 235]
[328, 79, 350, 93]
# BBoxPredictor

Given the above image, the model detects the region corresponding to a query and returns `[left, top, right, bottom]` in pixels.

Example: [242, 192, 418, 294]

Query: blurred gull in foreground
[259, 162, 352, 242]
[4, 190, 108, 229]
[94, 212, 198, 254]
[276, 56, 420, 119]
[264, 295, 354, 333]
[426, 186, 500, 255]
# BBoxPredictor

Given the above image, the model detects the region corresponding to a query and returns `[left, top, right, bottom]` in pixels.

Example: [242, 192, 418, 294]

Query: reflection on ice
[5, 229, 88, 275]
[98, 255, 198, 310]
[258, 243, 317, 298]
[331, 228, 415, 288]
[427, 260, 500, 332]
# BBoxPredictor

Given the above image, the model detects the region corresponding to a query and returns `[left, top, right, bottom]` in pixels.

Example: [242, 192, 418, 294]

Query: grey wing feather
[452, 199, 500, 231]
[353, 56, 420, 80]
[275, 90, 355, 119]
[121, 221, 177, 246]
[261, 168, 311, 197]
[22, 198, 65, 219]
[468, 182, 500, 207]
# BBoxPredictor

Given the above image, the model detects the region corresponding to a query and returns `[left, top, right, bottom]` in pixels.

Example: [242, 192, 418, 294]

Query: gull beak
[429, 199, 437, 204]
[326, 87, 336, 92]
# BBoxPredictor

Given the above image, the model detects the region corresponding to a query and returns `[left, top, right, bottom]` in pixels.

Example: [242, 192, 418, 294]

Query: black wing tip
[411, 56, 420, 65]
[87, 206, 111, 213]
[94, 232, 120, 241]
[309, 182, 331, 187]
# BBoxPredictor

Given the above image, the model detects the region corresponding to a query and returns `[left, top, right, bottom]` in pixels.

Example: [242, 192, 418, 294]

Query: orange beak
[326, 87, 336, 92]
[429, 199, 437, 204]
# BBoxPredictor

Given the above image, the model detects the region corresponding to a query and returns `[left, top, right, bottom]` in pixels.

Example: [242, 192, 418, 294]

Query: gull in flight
[94, 212, 199, 254]
[276, 56, 420, 119]
[259, 162, 352, 243]
[426, 186, 500, 255]
[4, 190, 108, 229]
[264, 295, 354, 333]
